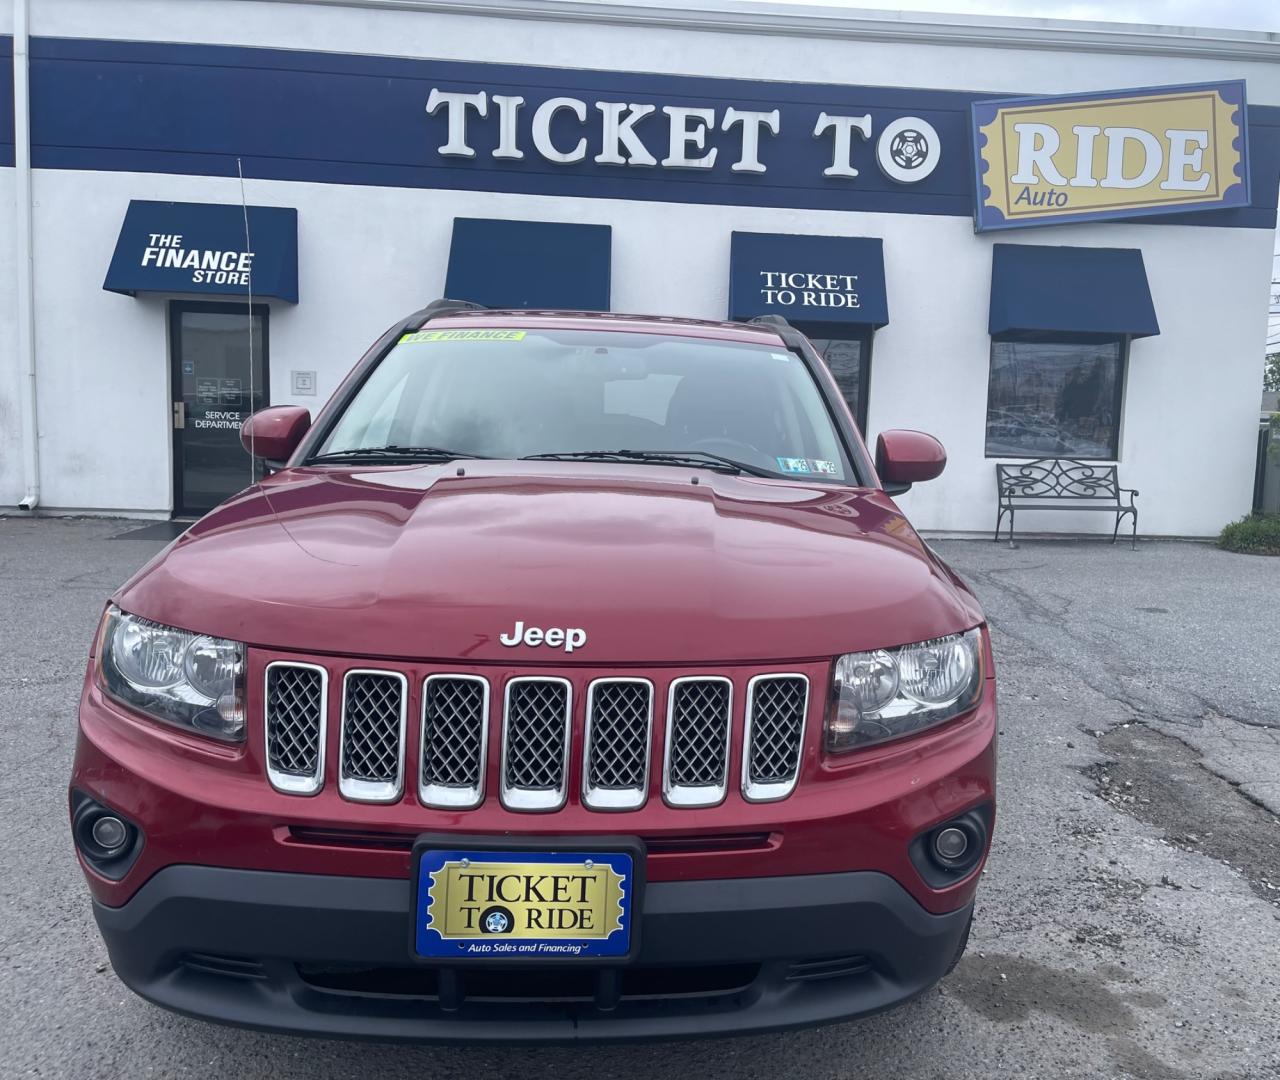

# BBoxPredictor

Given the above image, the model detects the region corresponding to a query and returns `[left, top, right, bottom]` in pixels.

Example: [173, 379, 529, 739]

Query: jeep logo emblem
[499, 621, 587, 653]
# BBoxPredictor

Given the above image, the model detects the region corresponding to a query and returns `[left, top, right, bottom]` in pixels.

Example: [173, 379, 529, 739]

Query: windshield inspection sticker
[400, 329, 527, 344]
[777, 457, 813, 474]
[777, 457, 838, 475]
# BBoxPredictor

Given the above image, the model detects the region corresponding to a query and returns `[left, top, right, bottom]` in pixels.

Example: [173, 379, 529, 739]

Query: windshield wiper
[521, 449, 778, 478]
[307, 445, 489, 465]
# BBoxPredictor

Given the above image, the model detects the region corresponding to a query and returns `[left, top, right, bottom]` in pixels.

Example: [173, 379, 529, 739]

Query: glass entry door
[169, 302, 269, 517]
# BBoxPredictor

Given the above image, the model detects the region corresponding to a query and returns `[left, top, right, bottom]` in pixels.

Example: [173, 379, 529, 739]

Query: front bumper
[95, 864, 972, 1043]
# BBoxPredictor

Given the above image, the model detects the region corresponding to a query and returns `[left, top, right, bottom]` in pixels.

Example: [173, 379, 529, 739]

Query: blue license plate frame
[410, 834, 644, 964]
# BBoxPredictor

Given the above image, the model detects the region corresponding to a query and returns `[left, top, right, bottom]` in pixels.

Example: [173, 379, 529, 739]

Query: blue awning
[445, 218, 611, 310]
[104, 200, 298, 303]
[989, 244, 1159, 339]
[728, 232, 888, 327]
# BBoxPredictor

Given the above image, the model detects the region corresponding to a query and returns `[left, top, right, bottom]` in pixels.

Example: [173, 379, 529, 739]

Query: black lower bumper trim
[93, 866, 972, 1042]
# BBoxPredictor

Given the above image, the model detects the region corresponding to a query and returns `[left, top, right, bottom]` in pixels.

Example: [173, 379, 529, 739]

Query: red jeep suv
[70, 301, 996, 1041]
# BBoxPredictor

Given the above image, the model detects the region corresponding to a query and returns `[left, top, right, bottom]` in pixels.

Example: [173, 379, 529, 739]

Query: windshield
[314, 326, 852, 482]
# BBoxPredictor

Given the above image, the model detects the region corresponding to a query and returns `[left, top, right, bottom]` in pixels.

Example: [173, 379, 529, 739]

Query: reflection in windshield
[318, 328, 851, 482]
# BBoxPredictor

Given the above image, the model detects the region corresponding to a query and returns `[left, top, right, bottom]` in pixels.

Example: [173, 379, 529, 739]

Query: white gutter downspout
[14, 0, 38, 510]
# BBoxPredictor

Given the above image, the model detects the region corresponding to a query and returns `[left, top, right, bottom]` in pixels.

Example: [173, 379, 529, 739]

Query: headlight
[99, 605, 246, 742]
[826, 627, 983, 752]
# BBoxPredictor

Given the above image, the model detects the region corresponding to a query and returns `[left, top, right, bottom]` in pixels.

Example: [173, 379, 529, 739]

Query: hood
[117, 462, 983, 665]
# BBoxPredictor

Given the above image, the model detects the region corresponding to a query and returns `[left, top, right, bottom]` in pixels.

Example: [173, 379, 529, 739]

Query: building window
[985, 337, 1126, 460]
[795, 326, 872, 433]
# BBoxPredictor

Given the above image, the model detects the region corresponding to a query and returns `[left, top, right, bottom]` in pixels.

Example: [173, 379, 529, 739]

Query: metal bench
[995, 459, 1139, 549]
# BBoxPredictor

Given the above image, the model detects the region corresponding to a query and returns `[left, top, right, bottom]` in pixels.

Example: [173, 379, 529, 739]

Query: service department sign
[971, 81, 1250, 232]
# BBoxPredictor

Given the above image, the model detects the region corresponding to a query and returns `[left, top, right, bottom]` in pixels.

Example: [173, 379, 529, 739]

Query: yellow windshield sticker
[400, 329, 527, 344]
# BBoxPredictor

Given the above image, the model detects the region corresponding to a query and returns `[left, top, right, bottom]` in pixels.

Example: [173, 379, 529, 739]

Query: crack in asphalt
[960, 564, 1280, 733]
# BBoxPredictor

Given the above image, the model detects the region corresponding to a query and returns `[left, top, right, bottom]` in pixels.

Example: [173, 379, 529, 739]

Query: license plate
[413, 845, 637, 961]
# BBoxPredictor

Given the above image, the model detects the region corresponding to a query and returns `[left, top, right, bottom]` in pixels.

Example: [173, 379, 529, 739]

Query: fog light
[934, 826, 969, 861]
[908, 804, 992, 888]
[90, 815, 129, 853]
[71, 792, 144, 881]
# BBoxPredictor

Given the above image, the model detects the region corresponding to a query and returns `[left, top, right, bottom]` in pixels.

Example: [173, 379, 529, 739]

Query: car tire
[944, 909, 974, 977]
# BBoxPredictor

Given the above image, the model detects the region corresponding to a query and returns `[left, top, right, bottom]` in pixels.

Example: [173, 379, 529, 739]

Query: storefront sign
[728, 232, 888, 326]
[103, 200, 299, 302]
[40, 38, 986, 222]
[37, 39, 1275, 230]
[972, 82, 1250, 231]
[426, 88, 942, 186]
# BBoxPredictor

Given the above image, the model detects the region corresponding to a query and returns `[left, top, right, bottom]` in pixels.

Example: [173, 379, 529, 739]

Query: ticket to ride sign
[414, 846, 636, 961]
[971, 81, 1250, 231]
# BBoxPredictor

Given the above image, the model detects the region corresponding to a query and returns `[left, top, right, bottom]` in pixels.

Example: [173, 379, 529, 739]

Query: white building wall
[1, 0, 20, 508]
[5, 0, 1278, 532]
[0, 164, 19, 509]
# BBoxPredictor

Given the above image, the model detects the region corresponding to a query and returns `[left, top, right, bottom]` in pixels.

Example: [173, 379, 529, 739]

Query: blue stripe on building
[10, 35, 1280, 229]
[0, 37, 13, 169]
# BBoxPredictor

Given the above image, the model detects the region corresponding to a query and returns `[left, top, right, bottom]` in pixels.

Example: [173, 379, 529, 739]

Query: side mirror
[875, 429, 946, 492]
[240, 406, 312, 464]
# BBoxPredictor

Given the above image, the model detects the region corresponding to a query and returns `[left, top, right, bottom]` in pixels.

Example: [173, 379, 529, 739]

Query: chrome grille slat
[742, 674, 809, 802]
[501, 677, 572, 812]
[339, 670, 407, 803]
[664, 677, 732, 808]
[264, 662, 327, 795]
[420, 675, 489, 809]
[583, 679, 653, 811]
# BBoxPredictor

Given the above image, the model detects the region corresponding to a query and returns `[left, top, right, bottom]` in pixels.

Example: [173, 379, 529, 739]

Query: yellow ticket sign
[972, 81, 1249, 231]
[414, 850, 634, 959]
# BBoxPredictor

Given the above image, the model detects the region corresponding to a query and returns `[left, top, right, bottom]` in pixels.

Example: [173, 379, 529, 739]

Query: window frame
[791, 322, 874, 435]
[983, 332, 1129, 462]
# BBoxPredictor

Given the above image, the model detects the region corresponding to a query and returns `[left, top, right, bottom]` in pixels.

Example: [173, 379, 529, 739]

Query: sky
[745, 0, 1280, 32]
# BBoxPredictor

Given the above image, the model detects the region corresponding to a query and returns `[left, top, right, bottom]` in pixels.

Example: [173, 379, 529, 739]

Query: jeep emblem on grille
[499, 621, 587, 653]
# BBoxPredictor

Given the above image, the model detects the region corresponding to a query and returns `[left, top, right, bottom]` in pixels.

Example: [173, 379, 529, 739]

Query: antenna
[236, 156, 256, 483]
[231, 157, 312, 563]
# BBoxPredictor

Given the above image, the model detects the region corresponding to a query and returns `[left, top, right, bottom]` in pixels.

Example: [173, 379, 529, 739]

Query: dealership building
[1, 0, 1278, 535]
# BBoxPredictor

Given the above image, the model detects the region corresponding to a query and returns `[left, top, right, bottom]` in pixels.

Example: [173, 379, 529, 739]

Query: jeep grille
[743, 674, 809, 802]
[339, 671, 408, 803]
[263, 663, 811, 809]
[264, 663, 327, 795]
[501, 678, 572, 811]
[664, 677, 732, 807]
[420, 675, 489, 808]
[583, 680, 653, 810]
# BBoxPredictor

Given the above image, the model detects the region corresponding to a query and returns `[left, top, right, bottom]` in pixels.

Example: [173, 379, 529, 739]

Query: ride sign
[971, 81, 1250, 231]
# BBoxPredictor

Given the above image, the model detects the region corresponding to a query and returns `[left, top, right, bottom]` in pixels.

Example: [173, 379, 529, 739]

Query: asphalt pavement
[1, 518, 1277, 1079]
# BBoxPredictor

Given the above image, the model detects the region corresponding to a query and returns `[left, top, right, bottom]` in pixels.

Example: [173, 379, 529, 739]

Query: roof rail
[747, 313, 810, 353]
[410, 297, 489, 325]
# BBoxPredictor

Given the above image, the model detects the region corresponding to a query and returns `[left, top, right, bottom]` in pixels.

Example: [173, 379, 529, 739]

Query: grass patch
[1218, 513, 1280, 556]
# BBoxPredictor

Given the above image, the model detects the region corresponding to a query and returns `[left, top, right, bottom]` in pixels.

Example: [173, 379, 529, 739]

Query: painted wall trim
[289, 0, 1280, 64]
[13, 0, 38, 510]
